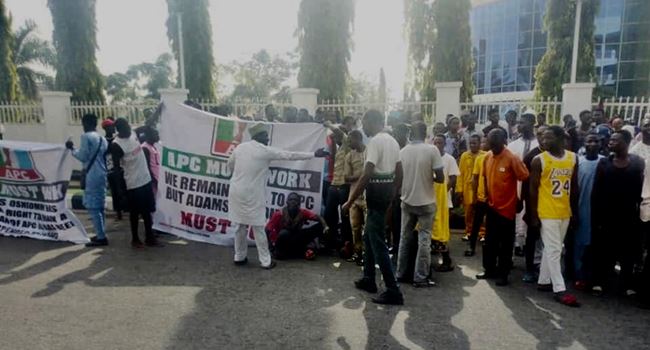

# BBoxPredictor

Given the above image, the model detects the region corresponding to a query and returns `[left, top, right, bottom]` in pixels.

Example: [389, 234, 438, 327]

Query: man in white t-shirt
[507, 113, 539, 255]
[630, 116, 650, 309]
[395, 121, 444, 287]
[344, 110, 404, 305]
[110, 118, 160, 248]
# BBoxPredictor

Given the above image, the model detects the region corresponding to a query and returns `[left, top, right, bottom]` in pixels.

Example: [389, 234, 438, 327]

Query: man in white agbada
[227, 123, 327, 269]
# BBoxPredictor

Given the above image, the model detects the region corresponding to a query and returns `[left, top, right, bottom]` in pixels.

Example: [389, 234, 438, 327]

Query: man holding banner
[227, 123, 328, 269]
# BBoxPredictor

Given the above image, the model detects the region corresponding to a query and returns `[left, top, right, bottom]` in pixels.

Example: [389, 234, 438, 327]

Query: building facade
[470, 0, 650, 100]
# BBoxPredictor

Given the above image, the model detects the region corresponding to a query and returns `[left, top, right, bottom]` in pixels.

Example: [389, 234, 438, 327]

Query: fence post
[41, 91, 72, 144]
[159, 88, 189, 107]
[290, 88, 319, 116]
[561, 83, 596, 120]
[435, 82, 462, 124]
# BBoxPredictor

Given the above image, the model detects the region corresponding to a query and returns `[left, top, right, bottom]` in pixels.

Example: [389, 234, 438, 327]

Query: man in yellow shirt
[432, 134, 460, 272]
[457, 135, 485, 242]
[465, 137, 489, 256]
[530, 126, 579, 307]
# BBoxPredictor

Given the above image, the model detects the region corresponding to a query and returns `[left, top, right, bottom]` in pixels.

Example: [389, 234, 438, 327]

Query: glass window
[533, 12, 543, 30]
[518, 49, 532, 67]
[623, 23, 641, 42]
[533, 30, 547, 48]
[503, 66, 516, 85]
[532, 48, 546, 66]
[521, 0, 534, 13]
[534, 0, 546, 13]
[519, 13, 533, 30]
[619, 62, 636, 79]
[490, 53, 503, 71]
[607, 0, 624, 17]
[617, 81, 634, 97]
[620, 43, 639, 61]
[624, 1, 643, 23]
[604, 44, 620, 61]
[479, 72, 486, 88]
[491, 68, 503, 85]
[491, 85, 503, 93]
[503, 85, 516, 92]
[492, 35, 505, 52]
[517, 66, 532, 90]
[479, 40, 487, 55]
[478, 55, 486, 71]
[595, 44, 604, 59]
[518, 31, 533, 49]
[503, 51, 517, 70]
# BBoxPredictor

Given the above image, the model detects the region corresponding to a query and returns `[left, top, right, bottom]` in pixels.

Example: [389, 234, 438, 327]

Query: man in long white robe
[227, 123, 326, 269]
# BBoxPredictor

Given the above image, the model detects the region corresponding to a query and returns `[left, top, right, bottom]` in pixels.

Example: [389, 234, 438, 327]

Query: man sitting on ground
[266, 193, 329, 260]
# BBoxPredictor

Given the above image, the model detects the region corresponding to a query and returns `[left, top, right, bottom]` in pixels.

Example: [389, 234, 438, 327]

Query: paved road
[0, 213, 648, 350]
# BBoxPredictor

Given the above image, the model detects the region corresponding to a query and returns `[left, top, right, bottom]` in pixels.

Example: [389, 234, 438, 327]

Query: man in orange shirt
[476, 129, 529, 286]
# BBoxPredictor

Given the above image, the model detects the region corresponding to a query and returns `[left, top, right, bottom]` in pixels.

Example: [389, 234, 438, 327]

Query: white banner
[154, 103, 326, 245]
[0, 141, 88, 244]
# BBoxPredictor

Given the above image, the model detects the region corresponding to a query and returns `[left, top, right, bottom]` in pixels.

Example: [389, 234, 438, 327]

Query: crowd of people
[65, 102, 650, 309]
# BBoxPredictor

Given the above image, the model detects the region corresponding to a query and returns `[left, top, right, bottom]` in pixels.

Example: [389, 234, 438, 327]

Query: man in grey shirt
[395, 121, 445, 287]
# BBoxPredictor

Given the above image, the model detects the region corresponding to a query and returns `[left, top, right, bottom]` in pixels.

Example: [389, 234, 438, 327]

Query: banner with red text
[153, 103, 326, 246]
[0, 141, 88, 244]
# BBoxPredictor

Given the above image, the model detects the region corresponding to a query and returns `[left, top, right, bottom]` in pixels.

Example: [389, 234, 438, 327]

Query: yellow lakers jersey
[538, 151, 576, 219]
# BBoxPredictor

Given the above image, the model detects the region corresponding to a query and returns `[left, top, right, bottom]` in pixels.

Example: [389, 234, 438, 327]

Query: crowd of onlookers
[60, 99, 650, 308]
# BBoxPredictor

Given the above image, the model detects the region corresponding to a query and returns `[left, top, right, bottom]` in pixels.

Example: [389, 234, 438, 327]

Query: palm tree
[12, 20, 56, 100]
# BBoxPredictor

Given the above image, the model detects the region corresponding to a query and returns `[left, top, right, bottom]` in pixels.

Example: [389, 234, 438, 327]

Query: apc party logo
[0, 148, 44, 182]
[210, 118, 272, 157]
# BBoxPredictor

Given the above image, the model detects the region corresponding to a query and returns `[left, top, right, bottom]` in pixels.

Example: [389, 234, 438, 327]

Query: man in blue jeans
[343, 109, 404, 305]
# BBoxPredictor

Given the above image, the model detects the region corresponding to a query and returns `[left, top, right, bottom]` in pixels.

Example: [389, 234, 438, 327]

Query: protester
[529, 125, 579, 307]
[505, 110, 519, 141]
[476, 129, 529, 286]
[521, 125, 548, 283]
[433, 122, 447, 136]
[457, 135, 485, 242]
[465, 137, 490, 256]
[612, 117, 624, 132]
[266, 193, 328, 260]
[344, 129, 367, 265]
[432, 134, 460, 272]
[592, 108, 608, 127]
[592, 130, 644, 296]
[460, 111, 482, 146]
[110, 118, 161, 248]
[297, 108, 311, 123]
[66, 113, 108, 247]
[444, 115, 466, 160]
[227, 122, 327, 269]
[389, 123, 410, 256]
[395, 121, 444, 287]
[283, 106, 298, 123]
[264, 104, 278, 122]
[482, 109, 507, 136]
[102, 118, 126, 220]
[535, 113, 547, 130]
[141, 126, 160, 197]
[573, 133, 603, 290]
[343, 109, 404, 305]
[507, 113, 539, 256]
[630, 116, 650, 308]
[323, 121, 352, 255]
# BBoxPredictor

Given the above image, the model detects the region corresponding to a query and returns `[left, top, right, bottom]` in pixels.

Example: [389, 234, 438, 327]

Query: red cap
[101, 119, 115, 128]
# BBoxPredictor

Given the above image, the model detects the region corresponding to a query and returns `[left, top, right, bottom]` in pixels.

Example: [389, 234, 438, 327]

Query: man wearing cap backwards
[227, 123, 328, 269]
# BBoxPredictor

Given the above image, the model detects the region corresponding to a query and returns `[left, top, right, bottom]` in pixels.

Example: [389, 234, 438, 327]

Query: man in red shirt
[477, 129, 529, 286]
[266, 193, 329, 260]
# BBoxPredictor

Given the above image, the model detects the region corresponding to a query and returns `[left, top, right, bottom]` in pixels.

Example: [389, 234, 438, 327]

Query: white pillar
[561, 83, 595, 119]
[435, 82, 463, 124]
[41, 91, 72, 144]
[290, 88, 319, 116]
[159, 88, 189, 107]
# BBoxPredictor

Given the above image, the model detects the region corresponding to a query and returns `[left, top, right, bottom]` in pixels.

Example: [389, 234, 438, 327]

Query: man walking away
[395, 122, 444, 287]
[476, 129, 529, 286]
[110, 118, 162, 249]
[228, 123, 327, 269]
[529, 126, 580, 307]
[67, 113, 108, 247]
[343, 110, 404, 305]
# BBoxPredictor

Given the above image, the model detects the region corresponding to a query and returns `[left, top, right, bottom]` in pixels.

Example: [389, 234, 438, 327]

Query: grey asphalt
[0, 212, 649, 350]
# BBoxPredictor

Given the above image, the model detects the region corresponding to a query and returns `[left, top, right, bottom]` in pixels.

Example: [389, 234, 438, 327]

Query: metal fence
[0, 102, 44, 124]
[461, 96, 562, 125]
[595, 96, 650, 125]
[68, 101, 159, 125]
